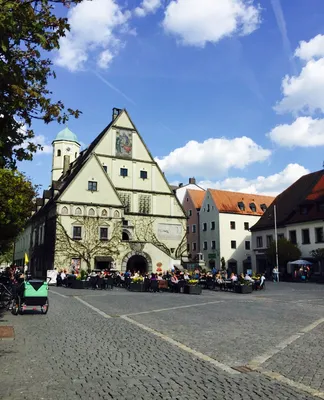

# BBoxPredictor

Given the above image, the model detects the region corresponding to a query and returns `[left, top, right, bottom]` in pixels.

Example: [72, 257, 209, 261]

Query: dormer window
[249, 202, 256, 212]
[300, 206, 308, 215]
[260, 204, 267, 212]
[238, 201, 245, 211]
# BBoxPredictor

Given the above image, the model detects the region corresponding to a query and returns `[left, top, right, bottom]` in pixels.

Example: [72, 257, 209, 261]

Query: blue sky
[20, 0, 324, 195]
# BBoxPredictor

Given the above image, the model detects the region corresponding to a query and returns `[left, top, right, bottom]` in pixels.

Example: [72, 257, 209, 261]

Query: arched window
[61, 206, 68, 215]
[75, 152, 77, 158]
[114, 210, 120, 218]
[57, 149, 61, 156]
[101, 209, 108, 217]
[88, 208, 95, 216]
[122, 231, 129, 241]
[75, 207, 82, 216]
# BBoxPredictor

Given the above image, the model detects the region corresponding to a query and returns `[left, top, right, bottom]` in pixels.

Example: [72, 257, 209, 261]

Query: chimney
[189, 177, 196, 185]
[63, 155, 70, 175]
[112, 107, 122, 120]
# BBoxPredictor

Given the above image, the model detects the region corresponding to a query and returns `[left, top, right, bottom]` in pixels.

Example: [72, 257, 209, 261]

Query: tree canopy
[0, 169, 36, 253]
[266, 237, 301, 268]
[0, 0, 82, 168]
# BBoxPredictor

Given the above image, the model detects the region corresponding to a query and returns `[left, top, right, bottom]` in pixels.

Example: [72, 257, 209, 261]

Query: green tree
[0, 0, 82, 168]
[266, 237, 301, 268]
[0, 242, 14, 266]
[310, 248, 324, 275]
[0, 169, 36, 253]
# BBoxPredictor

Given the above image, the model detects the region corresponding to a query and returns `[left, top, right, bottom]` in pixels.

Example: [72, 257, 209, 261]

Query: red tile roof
[187, 189, 206, 209]
[251, 169, 324, 231]
[208, 189, 275, 216]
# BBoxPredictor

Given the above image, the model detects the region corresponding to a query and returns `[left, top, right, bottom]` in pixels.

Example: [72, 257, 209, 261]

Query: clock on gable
[65, 146, 71, 152]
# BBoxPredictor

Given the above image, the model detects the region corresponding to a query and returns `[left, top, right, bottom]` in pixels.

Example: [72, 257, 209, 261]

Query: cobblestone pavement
[0, 282, 323, 399]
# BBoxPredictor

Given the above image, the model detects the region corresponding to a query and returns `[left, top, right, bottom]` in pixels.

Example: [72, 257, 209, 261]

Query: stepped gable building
[14, 108, 187, 276]
[251, 169, 324, 277]
[199, 189, 274, 273]
[182, 189, 206, 260]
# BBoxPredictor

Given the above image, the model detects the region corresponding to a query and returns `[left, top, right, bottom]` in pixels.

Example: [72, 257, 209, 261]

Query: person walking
[272, 266, 279, 282]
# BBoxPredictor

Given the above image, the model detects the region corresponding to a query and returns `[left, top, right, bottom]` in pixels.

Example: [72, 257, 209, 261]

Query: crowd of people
[54, 267, 266, 291]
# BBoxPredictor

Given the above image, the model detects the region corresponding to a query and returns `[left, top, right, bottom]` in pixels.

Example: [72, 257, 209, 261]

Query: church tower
[51, 127, 80, 182]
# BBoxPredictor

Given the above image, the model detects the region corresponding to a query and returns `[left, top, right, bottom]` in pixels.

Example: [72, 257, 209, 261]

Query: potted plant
[130, 277, 144, 292]
[234, 280, 253, 294]
[185, 279, 202, 295]
[73, 269, 87, 289]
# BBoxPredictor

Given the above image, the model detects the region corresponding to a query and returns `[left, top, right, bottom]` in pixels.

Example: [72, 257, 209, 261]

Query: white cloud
[162, 0, 261, 47]
[55, 0, 130, 72]
[97, 49, 114, 69]
[274, 58, 324, 115]
[268, 116, 324, 147]
[155, 136, 271, 179]
[134, 0, 162, 17]
[295, 34, 324, 61]
[197, 163, 309, 196]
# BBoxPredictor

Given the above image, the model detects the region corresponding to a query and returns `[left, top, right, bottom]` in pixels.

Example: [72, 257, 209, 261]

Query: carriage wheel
[41, 299, 49, 315]
[11, 297, 20, 316]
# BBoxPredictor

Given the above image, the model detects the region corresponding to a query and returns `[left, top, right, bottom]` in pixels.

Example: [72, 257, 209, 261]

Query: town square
[2, 1, 324, 399]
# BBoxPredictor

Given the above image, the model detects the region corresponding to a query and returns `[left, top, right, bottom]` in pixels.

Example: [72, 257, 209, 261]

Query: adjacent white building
[173, 178, 204, 204]
[14, 108, 187, 276]
[200, 189, 274, 273]
[251, 169, 324, 278]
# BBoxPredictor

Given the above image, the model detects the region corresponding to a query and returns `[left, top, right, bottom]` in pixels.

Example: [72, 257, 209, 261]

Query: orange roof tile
[208, 189, 275, 215]
[187, 189, 206, 209]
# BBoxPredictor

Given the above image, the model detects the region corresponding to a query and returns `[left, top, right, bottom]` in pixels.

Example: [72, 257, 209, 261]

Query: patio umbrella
[290, 259, 313, 265]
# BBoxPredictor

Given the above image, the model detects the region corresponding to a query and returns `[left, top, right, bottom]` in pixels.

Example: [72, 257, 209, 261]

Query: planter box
[130, 283, 144, 292]
[185, 285, 202, 295]
[235, 284, 252, 294]
[72, 280, 85, 289]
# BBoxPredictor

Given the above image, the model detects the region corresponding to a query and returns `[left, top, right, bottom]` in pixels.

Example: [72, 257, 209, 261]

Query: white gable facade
[14, 109, 187, 276]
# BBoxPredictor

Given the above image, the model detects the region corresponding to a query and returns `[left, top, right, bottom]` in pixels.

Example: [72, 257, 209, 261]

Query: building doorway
[95, 256, 114, 270]
[227, 260, 237, 275]
[127, 255, 148, 275]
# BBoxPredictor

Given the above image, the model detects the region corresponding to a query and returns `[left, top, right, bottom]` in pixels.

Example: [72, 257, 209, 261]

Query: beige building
[14, 108, 187, 276]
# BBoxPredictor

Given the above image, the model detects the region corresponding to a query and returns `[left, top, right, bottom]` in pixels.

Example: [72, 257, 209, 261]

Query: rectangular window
[192, 224, 196, 233]
[100, 227, 108, 241]
[140, 170, 148, 180]
[230, 221, 236, 230]
[120, 168, 128, 177]
[73, 226, 82, 240]
[231, 240, 236, 249]
[278, 233, 284, 240]
[103, 165, 107, 173]
[203, 241, 208, 250]
[202, 223, 207, 231]
[88, 181, 97, 191]
[245, 241, 250, 250]
[256, 236, 263, 248]
[187, 243, 190, 252]
[211, 221, 215, 230]
[266, 235, 273, 247]
[188, 209, 192, 217]
[138, 194, 151, 214]
[289, 230, 297, 245]
[244, 222, 249, 230]
[315, 227, 324, 243]
[302, 229, 310, 244]
[192, 242, 197, 251]
[186, 225, 189, 233]
[207, 204, 210, 212]
[211, 240, 216, 250]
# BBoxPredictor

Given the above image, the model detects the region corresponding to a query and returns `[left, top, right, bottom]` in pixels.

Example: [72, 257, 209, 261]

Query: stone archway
[122, 251, 152, 274]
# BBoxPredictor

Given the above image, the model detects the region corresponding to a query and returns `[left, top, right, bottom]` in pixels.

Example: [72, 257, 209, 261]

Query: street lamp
[274, 204, 279, 282]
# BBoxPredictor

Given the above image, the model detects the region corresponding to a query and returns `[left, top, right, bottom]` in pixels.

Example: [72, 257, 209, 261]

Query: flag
[24, 253, 29, 264]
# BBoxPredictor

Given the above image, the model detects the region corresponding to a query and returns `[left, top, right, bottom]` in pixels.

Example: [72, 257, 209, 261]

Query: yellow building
[14, 108, 187, 276]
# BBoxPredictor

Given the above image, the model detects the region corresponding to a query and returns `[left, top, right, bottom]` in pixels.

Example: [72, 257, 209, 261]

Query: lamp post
[274, 205, 279, 282]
